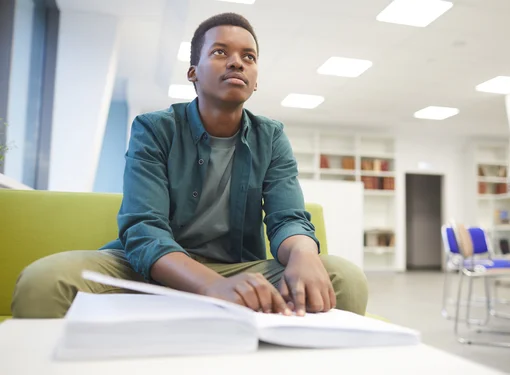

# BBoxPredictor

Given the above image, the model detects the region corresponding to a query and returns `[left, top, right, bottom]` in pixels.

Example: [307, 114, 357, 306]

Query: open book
[54, 271, 420, 360]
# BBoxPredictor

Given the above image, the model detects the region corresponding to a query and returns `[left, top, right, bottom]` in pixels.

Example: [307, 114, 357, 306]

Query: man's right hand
[202, 273, 292, 315]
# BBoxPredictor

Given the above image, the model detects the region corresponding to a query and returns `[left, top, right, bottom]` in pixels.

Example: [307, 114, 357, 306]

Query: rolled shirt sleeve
[118, 114, 189, 280]
[262, 125, 320, 260]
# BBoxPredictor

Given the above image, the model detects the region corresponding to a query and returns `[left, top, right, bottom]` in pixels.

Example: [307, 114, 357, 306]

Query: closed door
[406, 174, 443, 270]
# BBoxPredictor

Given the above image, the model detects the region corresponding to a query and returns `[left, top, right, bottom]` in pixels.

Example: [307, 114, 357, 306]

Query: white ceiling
[94, 0, 510, 136]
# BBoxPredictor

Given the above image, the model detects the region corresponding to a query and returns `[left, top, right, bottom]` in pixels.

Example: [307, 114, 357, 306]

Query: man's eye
[246, 54, 256, 61]
[213, 49, 226, 55]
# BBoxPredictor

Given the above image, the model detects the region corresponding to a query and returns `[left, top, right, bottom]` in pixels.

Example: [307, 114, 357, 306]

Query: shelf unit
[475, 142, 510, 255]
[287, 130, 397, 271]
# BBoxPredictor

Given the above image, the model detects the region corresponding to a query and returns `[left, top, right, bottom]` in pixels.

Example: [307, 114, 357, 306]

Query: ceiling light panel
[413, 106, 459, 120]
[281, 94, 325, 109]
[317, 57, 373, 78]
[376, 0, 453, 27]
[475, 76, 510, 95]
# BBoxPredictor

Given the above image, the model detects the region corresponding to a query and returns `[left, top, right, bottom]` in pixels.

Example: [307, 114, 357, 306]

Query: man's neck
[197, 98, 244, 138]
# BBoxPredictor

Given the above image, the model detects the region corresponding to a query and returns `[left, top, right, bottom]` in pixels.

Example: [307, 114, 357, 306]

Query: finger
[286, 301, 295, 312]
[234, 281, 260, 312]
[270, 286, 292, 315]
[279, 277, 291, 302]
[290, 278, 306, 316]
[233, 292, 247, 307]
[328, 284, 336, 310]
[320, 287, 331, 312]
[247, 275, 272, 313]
[305, 284, 324, 313]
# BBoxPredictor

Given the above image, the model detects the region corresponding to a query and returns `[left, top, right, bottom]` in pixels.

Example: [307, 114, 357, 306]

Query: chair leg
[454, 271, 464, 340]
[481, 276, 491, 326]
[490, 280, 510, 320]
[441, 262, 452, 319]
[465, 276, 474, 329]
[456, 274, 510, 348]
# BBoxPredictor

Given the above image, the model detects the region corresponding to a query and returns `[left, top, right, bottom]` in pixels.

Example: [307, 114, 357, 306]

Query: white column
[506, 95, 510, 130]
[4, 0, 34, 182]
[48, 10, 120, 192]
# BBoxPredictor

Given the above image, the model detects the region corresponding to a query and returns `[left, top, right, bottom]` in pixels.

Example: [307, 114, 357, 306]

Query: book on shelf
[361, 176, 395, 190]
[320, 154, 330, 169]
[497, 183, 508, 194]
[495, 209, 510, 224]
[478, 165, 507, 178]
[365, 231, 395, 247]
[361, 159, 390, 172]
[341, 156, 355, 170]
[479, 182, 508, 195]
[53, 271, 420, 360]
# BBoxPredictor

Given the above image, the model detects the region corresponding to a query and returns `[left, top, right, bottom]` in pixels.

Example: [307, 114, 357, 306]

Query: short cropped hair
[190, 12, 259, 66]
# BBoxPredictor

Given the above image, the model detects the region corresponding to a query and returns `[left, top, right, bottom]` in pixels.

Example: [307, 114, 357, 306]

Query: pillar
[48, 9, 120, 191]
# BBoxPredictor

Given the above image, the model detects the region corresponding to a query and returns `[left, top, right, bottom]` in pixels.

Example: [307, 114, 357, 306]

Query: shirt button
[198, 159, 204, 165]
[192, 191, 198, 198]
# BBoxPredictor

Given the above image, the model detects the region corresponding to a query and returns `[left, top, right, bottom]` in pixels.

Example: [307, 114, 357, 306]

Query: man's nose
[227, 54, 244, 70]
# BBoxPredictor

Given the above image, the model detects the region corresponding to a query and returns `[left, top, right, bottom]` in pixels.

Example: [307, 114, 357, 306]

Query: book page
[255, 309, 418, 335]
[66, 292, 233, 322]
[81, 270, 254, 320]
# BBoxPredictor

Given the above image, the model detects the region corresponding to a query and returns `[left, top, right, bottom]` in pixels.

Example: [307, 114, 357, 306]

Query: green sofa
[0, 189, 328, 321]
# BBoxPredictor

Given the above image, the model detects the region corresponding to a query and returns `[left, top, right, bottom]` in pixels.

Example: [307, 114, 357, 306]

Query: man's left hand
[277, 236, 336, 316]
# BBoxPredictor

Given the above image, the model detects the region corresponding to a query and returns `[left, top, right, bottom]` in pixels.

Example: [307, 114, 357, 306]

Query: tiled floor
[366, 271, 510, 374]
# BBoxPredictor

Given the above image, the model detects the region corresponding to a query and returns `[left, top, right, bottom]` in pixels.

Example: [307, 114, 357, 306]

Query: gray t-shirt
[173, 132, 239, 263]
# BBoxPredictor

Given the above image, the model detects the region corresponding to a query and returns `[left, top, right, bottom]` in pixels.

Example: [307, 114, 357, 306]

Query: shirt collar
[185, 98, 252, 145]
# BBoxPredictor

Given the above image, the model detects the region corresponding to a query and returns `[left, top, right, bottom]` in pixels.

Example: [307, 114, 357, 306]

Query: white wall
[5, 0, 34, 182]
[299, 180, 364, 268]
[49, 10, 120, 191]
[506, 95, 510, 129]
[394, 133, 472, 271]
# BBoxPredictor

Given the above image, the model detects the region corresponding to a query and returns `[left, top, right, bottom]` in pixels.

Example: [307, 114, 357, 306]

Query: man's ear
[187, 66, 197, 83]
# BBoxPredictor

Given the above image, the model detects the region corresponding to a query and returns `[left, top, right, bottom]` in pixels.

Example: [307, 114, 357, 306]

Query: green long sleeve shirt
[100, 99, 319, 280]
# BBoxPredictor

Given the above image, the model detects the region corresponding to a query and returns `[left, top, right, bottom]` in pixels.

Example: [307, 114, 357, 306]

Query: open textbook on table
[54, 270, 420, 360]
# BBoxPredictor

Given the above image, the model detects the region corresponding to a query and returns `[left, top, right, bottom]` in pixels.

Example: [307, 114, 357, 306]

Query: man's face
[188, 25, 258, 106]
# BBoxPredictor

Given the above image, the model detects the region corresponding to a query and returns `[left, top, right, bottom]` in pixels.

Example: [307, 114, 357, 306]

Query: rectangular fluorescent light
[281, 94, 324, 109]
[414, 106, 459, 120]
[216, 0, 256, 4]
[376, 0, 453, 27]
[475, 76, 510, 95]
[317, 57, 373, 78]
[168, 84, 196, 100]
[177, 42, 191, 62]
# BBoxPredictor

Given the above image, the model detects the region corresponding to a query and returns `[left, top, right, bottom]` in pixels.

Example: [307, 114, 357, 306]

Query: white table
[0, 319, 506, 375]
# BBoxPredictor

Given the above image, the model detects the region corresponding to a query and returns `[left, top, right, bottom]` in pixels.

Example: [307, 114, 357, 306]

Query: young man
[12, 13, 368, 318]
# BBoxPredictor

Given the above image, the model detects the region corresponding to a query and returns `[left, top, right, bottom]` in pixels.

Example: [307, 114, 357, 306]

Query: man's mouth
[223, 73, 248, 86]
[224, 77, 247, 86]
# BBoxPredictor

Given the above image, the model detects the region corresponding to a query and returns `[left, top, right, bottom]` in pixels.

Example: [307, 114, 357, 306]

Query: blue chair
[448, 223, 510, 347]
[441, 225, 498, 321]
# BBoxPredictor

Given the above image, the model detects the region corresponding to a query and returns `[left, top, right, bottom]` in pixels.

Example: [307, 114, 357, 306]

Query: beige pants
[11, 250, 368, 318]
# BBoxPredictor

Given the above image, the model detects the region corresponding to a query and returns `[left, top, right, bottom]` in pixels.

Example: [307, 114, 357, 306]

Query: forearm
[150, 252, 224, 295]
[277, 235, 319, 266]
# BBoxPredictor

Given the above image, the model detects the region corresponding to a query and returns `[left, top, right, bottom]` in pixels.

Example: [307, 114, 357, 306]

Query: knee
[11, 253, 76, 318]
[321, 255, 369, 315]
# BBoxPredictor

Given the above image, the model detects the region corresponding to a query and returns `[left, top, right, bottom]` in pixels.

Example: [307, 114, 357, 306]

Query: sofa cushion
[0, 190, 327, 317]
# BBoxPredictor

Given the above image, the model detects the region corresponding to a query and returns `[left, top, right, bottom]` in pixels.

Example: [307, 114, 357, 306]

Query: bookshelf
[287, 130, 397, 271]
[476, 143, 508, 197]
[475, 142, 510, 255]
